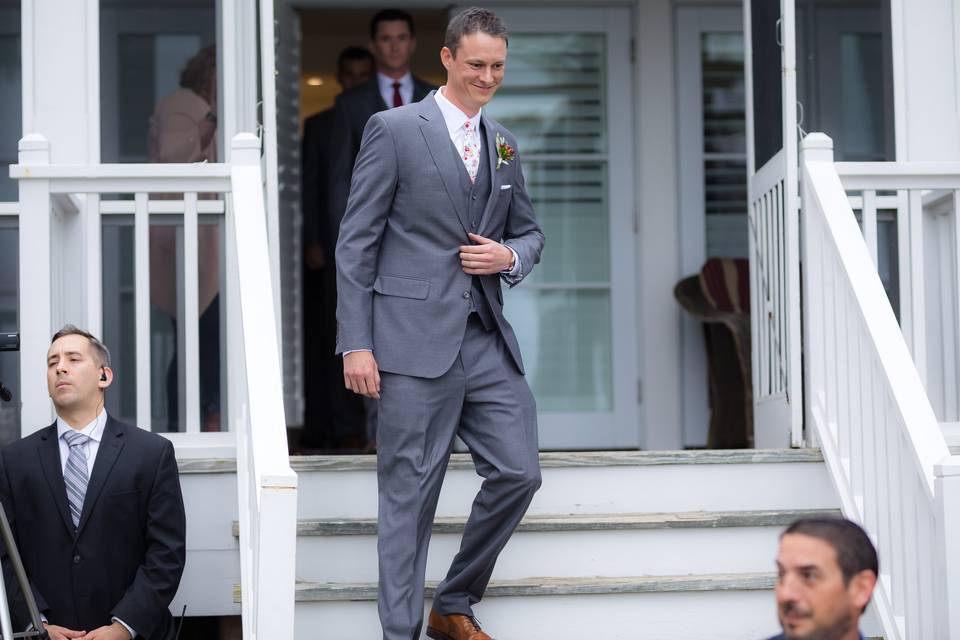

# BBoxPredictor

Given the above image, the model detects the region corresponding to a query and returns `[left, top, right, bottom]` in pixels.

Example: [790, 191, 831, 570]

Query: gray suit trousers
[376, 315, 541, 640]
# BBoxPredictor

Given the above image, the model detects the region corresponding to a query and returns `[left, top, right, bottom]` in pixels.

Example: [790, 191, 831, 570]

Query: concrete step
[283, 573, 783, 639]
[273, 449, 836, 518]
[233, 508, 838, 583]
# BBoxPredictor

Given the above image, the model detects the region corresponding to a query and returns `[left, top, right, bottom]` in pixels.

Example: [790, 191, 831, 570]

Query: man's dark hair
[370, 9, 415, 40]
[444, 7, 508, 57]
[783, 517, 879, 584]
[51, 324, 112, 368]
[337, 46, 375, 73]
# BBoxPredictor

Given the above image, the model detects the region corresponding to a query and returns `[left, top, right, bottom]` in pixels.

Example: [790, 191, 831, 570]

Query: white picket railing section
[800, 133, 960, 640]
[10, 133, 297, 639]
[748, 147, 803, 446]
[836, 162, 960, 442]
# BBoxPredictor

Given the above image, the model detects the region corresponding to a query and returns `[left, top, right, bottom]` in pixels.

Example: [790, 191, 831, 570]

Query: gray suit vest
[450, 126, 496, 331]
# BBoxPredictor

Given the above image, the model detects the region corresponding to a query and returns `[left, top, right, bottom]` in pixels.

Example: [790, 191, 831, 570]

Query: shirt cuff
[343, 349, 372, 356]
[112, 616, 137, 638]
[501, 246, 521, 276]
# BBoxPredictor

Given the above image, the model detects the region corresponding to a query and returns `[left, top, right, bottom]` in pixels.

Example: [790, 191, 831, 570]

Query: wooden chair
[674, 257, 753, 448]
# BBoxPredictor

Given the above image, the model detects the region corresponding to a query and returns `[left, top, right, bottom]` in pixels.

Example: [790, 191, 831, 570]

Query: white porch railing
[748, 147, 803, 447]
[836, 162, 960, 440]
[800, 132, 960, 640]
[10, 133, 297, 639]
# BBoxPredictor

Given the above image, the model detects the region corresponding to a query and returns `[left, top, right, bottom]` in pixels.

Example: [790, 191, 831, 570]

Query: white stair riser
[297, 462, 837, 518]
[296, 526, 784, 583]
[293, 590, 782, 640]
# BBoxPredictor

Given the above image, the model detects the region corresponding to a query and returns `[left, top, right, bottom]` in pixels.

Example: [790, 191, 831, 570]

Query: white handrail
[800, 133, 959, 639]
[229, 134, 297, 640]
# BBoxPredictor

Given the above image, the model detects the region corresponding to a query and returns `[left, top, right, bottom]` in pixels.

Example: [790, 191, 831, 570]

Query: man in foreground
[769, 517, 878, 640]
[0, 326, 186, 640]
[336, 7, 545, 640]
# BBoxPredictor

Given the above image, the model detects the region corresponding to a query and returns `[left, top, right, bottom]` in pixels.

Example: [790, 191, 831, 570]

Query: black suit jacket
[327, 75, 435, 246]
[0, 417, 186, 639]
[302, 107, 336, 257]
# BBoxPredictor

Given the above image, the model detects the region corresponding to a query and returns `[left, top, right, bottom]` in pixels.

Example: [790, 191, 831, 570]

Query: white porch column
[890, 0, 960, 161]
[22, 0, 99, 164]
[16, 134, 55, 435]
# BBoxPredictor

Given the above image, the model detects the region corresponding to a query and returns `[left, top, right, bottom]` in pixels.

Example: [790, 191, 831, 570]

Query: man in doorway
[300, 46, 374, 450]
[328, 8, 435, 449]
[336, 7, 544, 640]
[769, 517, 878, 640]
[0, 326, 186, 640]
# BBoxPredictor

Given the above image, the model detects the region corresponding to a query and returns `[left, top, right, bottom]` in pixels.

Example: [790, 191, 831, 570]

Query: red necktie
[392, 82, 403, 108]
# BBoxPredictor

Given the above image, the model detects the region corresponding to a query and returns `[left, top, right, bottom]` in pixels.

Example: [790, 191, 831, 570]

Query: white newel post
[799, 133, 835, 449]
[935, 456, 960, 638]
[16, 135, 55, 435]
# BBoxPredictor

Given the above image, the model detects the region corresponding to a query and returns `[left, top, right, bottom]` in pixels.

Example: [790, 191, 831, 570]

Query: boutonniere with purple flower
[495, 133, 516, 170]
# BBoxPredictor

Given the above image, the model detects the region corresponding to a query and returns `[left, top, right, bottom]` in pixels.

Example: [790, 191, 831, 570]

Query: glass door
[461, 7, 639, 449]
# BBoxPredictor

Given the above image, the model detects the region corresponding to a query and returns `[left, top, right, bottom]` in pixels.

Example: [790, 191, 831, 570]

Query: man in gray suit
[335, 8, 545, 640]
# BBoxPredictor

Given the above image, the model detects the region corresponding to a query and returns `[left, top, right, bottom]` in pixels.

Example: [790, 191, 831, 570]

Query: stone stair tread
[230, 507, 841, 537]
[183, 448, 824, 474]
[233, 572, 778, 603]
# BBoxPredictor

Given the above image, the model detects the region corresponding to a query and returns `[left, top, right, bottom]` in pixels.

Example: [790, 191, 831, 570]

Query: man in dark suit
[328, 9, 436, 232]
[0, 326, 186, 640]
[300, 46, 374, 450]
[327, 8, 435, 449]
[768, 518, 877, 640]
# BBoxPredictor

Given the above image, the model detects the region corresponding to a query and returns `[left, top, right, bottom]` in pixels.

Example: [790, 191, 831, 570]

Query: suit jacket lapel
[477, 115, 503, 236]
[368, 80, 388, 112]
[419, 97, 472, 235]
[37, 423, 75, 536]
[76, 416, 125, 536]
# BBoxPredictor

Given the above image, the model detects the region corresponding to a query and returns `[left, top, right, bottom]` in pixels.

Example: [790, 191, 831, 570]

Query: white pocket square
[500, 184, 512, 190]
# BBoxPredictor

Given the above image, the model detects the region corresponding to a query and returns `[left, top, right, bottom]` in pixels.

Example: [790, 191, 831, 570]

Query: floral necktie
[461, 120, 480, 184]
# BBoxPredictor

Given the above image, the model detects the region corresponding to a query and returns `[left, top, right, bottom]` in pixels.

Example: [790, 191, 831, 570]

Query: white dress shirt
[378, 71, 414, 107]
[55, 410, 137, 639]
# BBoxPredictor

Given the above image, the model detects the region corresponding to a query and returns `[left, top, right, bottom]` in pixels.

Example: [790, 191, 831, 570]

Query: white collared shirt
[378, 71, 414, 108]
[56, 409, 107, 476]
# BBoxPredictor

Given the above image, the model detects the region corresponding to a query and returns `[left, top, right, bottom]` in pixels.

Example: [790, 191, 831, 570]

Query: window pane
[0, 1, 21, 202]
[840, 33, 885, 160]
[504, 289, 613, 411]
[487, 34, 606, 154]
[523, 161, 609, 284]
[100, 1, 217, 163]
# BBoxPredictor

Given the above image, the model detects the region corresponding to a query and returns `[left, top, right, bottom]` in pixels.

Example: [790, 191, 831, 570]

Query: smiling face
[369, 19, 416, 77]
[775, 533, 875, 640]
[47, 334, 109, 419]
[440, 31, 507, 116]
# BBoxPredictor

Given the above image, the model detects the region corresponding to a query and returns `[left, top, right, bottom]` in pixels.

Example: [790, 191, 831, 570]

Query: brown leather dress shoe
[425, 610, 493, 640]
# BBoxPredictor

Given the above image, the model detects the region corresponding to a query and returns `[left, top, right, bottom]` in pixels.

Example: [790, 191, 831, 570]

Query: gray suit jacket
[335, 92, 545, 379]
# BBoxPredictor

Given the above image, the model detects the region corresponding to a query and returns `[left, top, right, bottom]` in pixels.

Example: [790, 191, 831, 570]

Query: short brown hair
[51, 325, 112, 368]
[444, 7, 508, 57]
